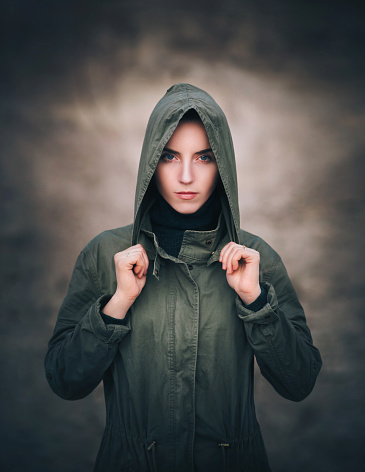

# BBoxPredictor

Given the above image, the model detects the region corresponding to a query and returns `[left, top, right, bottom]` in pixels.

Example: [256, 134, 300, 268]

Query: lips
[176, 192, 198, 200]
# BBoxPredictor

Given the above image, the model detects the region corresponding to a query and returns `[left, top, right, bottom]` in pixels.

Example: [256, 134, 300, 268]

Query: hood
[132, 83, 240, 245]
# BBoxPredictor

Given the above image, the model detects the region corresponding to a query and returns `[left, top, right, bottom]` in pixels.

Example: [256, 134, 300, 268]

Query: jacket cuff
[243, 286, 267, 311]
[236, 282, 278, 324]
[101, 311, 130, 326]
[88, 295, 131, 343]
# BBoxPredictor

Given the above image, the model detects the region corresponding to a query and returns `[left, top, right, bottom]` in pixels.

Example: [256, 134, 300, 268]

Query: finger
[115, 247, 144, 273]
[226, 246, 246, 274]
[231, 249, 243, 272]
[219, 242, 234, 262]
[115, 245, 147, 278]
[221, 244, 251, 274]
[133, 245, 149, 277]
[132, 249, 148, 278]
[127, 245, 148, 278]
[219, 241, 238, 266]
[220, 242, 241, 265]
[133, 262, 144, 277]
[141, 246, 149, 275]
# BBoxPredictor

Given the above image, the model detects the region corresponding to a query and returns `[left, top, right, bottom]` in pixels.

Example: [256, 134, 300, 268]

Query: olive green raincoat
[45, 83, 322, 472]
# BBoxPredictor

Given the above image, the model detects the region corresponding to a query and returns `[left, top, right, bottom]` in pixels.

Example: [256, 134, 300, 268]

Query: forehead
[166, 120, 210, 149]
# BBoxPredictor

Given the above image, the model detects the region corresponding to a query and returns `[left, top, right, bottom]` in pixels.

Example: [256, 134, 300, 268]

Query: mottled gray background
[1, 1, 365, 471]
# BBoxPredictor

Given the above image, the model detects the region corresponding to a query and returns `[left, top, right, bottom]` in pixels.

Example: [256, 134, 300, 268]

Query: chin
[172, 202, 202, 214]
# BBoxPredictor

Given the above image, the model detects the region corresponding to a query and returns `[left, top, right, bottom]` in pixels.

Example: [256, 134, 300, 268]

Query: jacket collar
[139, 212, 229, 280]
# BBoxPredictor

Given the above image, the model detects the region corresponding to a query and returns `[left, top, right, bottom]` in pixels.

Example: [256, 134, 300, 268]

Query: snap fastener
[188, 264, 193, 270]
[154, 269, 159, 277]
[206, 239, 212, 246]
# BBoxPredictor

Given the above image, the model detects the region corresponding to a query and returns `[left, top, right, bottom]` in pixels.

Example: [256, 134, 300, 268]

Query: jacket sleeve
[236, 255, 322, 402]
[44, 249, 131, 400]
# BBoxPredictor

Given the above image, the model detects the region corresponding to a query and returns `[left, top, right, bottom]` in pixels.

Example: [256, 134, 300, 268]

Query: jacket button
[206, 239, 212, 246]
[47, 372, 53, 380]
[188, 264, 193, 270]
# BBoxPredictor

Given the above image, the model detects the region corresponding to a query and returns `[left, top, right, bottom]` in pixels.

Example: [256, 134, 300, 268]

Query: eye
[160, 153, 176, 162]
[197, 154, 215, 163]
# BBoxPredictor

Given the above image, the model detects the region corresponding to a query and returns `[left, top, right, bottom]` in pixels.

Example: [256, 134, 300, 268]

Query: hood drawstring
[147, 441, 157, 472]
[218, 442, 230, 472]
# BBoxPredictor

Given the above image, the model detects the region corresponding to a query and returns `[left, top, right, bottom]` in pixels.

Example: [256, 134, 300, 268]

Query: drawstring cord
[147, 439, 231, 471]
[147, 441, 157, 472]
[218, 442, 230, 472]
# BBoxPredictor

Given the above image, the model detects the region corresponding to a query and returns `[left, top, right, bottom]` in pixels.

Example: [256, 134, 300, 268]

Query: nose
[178, 160, 194, 184]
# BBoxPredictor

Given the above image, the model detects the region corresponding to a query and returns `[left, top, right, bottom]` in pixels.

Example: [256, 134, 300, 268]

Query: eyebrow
[163, 147, 213, 155]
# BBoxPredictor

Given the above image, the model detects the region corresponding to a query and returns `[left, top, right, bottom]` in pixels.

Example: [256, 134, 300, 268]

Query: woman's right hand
[102, 244, 149, 319]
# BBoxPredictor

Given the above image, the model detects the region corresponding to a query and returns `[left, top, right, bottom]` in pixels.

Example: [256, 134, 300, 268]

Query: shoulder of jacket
[81, 224, 133, 259]
[239, 229, 284, 283]
[239, 228, 281, 264]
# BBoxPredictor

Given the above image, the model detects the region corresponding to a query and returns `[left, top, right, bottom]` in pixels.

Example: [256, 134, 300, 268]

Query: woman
[45, 83, 322, 472]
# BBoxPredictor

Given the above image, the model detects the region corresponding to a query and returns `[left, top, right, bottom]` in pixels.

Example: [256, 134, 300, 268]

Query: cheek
[154, 166, 161, 189]
[207, 167, 219, 192]
[155, 165, 171, 193]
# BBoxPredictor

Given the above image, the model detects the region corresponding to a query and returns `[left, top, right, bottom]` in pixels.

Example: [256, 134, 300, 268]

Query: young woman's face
[154, 120, 219, 214]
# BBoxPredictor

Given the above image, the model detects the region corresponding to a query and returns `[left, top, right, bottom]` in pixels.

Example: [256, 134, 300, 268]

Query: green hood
[132, 83, 240, 245]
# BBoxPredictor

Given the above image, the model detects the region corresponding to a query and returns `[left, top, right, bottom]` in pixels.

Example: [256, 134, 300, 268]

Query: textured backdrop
[1, 1, 365, 471]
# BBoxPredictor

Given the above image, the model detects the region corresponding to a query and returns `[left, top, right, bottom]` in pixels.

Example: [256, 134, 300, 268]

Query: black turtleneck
[150, 191, 221, 258]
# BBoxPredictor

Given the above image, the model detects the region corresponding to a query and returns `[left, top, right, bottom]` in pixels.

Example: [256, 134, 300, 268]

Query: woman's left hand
[220, 242, 261, 305]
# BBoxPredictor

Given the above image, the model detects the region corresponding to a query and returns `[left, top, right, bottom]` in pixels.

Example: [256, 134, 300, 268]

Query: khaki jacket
[45, 84, 322, 472]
